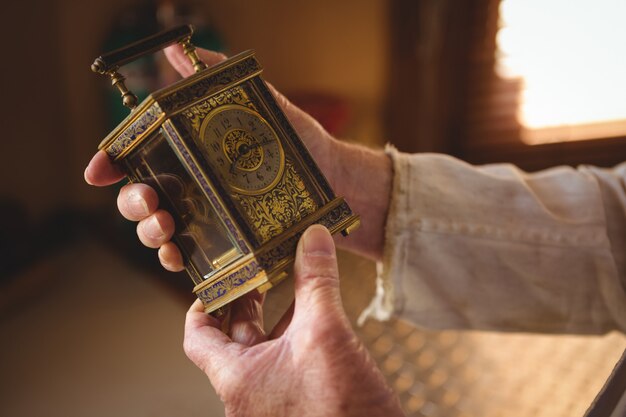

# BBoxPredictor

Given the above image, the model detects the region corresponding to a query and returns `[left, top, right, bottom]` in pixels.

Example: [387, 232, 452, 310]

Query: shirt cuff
[358, 144, 406, 325]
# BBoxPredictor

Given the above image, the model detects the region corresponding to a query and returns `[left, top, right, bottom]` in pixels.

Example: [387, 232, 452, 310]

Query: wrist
[325, 138, 393, 261]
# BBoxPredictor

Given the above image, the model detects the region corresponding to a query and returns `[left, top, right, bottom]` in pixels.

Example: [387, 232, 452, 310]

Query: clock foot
[257, 271, 289, 293]
[341, 218, 361, 237]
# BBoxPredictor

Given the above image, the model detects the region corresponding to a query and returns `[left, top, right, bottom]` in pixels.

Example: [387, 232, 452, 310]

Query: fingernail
[302, 225, 334, 257]
[84, 165, 94, 185]
[128, 191, 150, 216]
[145, 215, 166, 239]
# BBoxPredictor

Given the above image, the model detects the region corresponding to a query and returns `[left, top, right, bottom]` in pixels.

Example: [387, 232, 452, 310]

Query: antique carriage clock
[91, 25, 360, 314]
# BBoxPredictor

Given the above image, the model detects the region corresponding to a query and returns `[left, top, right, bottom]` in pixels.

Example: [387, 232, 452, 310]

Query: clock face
[199, 105, 285, 195]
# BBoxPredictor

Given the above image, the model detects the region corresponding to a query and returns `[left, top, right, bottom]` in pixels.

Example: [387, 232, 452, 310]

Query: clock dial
[200, 105, 285, 195]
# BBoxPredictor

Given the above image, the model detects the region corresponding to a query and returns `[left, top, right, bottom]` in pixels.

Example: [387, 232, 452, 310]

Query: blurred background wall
[1, 0, 390, 221]
[1, 1, 625, 416]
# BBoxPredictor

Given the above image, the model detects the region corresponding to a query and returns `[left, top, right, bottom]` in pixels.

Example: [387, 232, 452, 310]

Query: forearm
[324, 138, 392, 261]
[384, 152, 626, 333]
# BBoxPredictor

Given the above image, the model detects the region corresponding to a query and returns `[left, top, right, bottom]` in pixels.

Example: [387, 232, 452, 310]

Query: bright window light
[497, 0, 626, 144]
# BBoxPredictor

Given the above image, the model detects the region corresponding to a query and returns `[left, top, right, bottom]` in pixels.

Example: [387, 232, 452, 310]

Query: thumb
[163, 44, 227, 78]
[292, 225, 343, 322]
[183, 299, 238, 379]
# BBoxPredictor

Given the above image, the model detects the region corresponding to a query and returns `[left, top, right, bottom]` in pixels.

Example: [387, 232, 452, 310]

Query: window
[497, 0, 626, 144]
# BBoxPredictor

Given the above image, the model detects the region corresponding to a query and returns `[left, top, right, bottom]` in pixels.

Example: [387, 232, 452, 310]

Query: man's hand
[84, 45, 392, 269]
[185, 225, 403, 417]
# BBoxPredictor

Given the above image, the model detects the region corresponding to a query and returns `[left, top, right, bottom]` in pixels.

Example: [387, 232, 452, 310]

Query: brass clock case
[93, 25, 360, 314]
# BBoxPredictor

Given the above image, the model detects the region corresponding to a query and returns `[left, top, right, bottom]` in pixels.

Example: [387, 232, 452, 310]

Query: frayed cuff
[358, 144, 404, 325]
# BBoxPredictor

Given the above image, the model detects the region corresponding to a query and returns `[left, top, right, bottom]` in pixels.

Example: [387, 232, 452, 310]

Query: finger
[136, 209, 175, 248]
[228, 291, 266, 346]
[268, 301, 294, 340]
[117, 183, 159, 221]
[84, 150, 125, 186]
[184, 299, 237, 377]
[158, 242, 184, 272]
[292, 225, 343, 322]
[164, 44, 227, 78]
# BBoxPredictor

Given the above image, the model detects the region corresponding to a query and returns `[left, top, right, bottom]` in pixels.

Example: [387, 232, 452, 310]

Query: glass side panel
[125, 131, 241, 282]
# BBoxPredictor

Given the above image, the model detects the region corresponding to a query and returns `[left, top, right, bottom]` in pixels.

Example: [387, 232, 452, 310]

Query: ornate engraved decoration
[233, 159, 318, 243]
[257, 199, 353, 270]
[196, 260, 262, 304]
[250, 78, 335, 198]
[181, 86, 255, 132]
[105, 103, 163, 158]
[223, 129, 264, 170]
[158, 54, 261, 113]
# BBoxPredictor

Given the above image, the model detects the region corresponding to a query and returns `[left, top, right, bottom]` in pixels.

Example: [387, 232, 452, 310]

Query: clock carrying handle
[90, 24, 207, 109]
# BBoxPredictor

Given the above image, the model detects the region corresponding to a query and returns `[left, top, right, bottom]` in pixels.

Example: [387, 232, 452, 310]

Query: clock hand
[228, 138, 274, 173]
[229, 144, 253, 173]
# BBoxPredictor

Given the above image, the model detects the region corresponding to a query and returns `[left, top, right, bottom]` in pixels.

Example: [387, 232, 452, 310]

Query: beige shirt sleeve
[374, 147, 626, 334]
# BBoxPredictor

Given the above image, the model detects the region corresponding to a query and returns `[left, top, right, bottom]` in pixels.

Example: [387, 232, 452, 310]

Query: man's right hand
[182, 225, 405, 417]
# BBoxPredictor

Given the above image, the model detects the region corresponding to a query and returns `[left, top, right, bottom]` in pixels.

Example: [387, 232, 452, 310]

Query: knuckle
[182, 335, 197, 361]
[299, 261, 339, 282]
